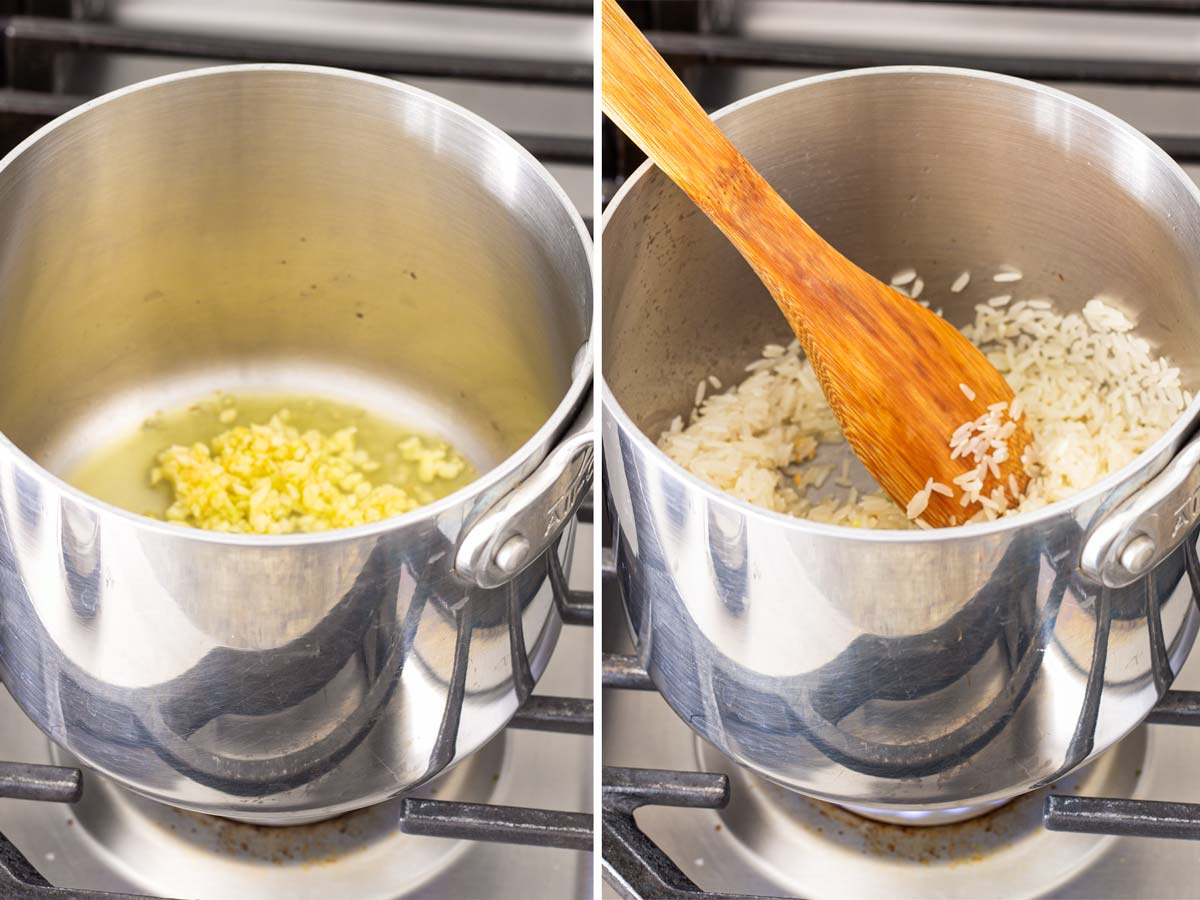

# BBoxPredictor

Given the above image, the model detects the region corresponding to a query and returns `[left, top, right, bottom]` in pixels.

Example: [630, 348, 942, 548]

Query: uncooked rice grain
[905, 480, 932, 519]
[658, 267, 1187, 529]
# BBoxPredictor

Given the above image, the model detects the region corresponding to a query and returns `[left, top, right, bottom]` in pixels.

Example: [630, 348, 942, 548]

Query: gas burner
[602, 577, 1200, 898]
[46, 737, 508, 899]
[2, 578, 593, 899]
[836, 799, 1010, 827]
[692, 732, 1147, 900]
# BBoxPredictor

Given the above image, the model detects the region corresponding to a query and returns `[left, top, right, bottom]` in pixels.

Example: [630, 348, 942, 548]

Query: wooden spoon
[602, 0, 1032, 528]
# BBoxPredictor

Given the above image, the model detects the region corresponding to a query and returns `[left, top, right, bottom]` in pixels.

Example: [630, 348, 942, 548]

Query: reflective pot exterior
[0, 67, 592, 823]
[603, 68, 1200, 808]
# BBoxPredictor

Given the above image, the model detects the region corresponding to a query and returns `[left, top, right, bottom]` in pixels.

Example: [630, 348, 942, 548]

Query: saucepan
[603, 67, 1200, 810]
[0, 64, 592, 824]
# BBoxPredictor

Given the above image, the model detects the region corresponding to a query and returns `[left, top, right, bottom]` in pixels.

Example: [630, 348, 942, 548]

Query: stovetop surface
[602, 593, 1200, 899]
[0, 534, 593, 900]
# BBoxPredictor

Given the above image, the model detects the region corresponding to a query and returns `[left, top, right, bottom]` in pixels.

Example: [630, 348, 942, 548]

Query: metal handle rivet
[1119, 534, 1157, 575]
[495, 535, 530, 573]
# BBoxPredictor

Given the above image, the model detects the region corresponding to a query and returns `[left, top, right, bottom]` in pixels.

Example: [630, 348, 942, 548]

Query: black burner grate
[0, 0, 592, 225]
[602, 765, 780, 900]
[601, 1, 1200, 894]
[600, 566, 1200, 899]
[0, 3, 593, 893]
[603, 0, 1200, 203]
[0, 499, 594, 897]
[0, 691, 593, 899]
[0, 762, 160, 899]
[0, 15, 589, 90]
[601, 652, 1200, 896]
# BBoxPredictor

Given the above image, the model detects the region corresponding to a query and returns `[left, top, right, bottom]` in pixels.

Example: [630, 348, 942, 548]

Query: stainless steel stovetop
[0, 526, 593, 900]
[602, 573, 1200, 899]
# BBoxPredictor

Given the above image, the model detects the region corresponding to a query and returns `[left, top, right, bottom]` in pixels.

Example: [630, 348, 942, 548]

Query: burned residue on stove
[167, 801, 392, 869]
[803, 789, 1046, 866]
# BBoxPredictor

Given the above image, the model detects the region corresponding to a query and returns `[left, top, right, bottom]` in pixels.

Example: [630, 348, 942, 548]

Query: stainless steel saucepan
[603, 67, 1200, 810]
[0, 65, 592, 824]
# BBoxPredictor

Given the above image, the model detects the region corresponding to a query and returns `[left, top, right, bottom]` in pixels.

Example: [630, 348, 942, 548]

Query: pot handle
[455, 391, 593, 589]
[1080, 435, 1200, 587]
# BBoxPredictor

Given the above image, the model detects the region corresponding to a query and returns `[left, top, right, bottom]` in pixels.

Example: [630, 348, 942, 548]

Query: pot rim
[601, 64, 1200, 544]
[0, 63, 594, 547]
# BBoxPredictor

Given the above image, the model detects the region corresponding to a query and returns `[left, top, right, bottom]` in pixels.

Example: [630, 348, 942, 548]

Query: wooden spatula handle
[602, 0, 857, 347]
[600, 1, 762, 228]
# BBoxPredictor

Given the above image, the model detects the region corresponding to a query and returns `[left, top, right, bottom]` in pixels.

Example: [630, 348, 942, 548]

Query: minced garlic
[151, 410, 468, 534]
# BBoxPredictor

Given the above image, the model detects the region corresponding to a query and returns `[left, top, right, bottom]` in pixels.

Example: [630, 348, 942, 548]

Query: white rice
[959, 383, 976, 401]
[951, 271, 971, 293]
[1083, 296, 1135, 333]
[658, 270, 1188, 529]
[943, 399, 1021, 516]
[905, 478, 932, 519]
[993, 267, 1023, 283]
[891, 268, 917, 286]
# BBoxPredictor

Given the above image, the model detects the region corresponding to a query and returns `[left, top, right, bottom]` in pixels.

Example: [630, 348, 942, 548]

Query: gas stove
[0, 510, 593, 900]
[0, 0, 592, 222]
[604, 0, 1200, 197]
[601, 542, 1200, 900]
[600, 4, 1200, 896]
[601, 547, 1200, 898]
[0, 4, 594, 897]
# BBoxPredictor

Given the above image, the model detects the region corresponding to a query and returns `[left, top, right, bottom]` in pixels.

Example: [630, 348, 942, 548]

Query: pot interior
[0, 67, 590, 483]
[604, 69, 1200, 464]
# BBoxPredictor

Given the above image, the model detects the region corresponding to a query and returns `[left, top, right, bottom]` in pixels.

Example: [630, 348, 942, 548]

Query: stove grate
[601, 650, 1200, 897]
[1043, 689, 1200, 840]
[601, 765, 782, 900]
[0, 775, 164, 899]
[1044, 795, 1200, 840]
[0, 658, 594, 898]
[0, 498, 593, 897]
[640, 29, 1200, 92]
[0, 687, 594, 899]
[0, 762, 80, 803]
[0, 766, 148, 900]
[602, 0, 1200, 892]
[603, 0, 1200, 201]
[510, 694, 594, 734]
[600, 652, 1200, 897]
[1, 15, 589, 91]
[0, 0, 592, 194]
[401, 798, 592, 849]
[601, 549, 1200, 899]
